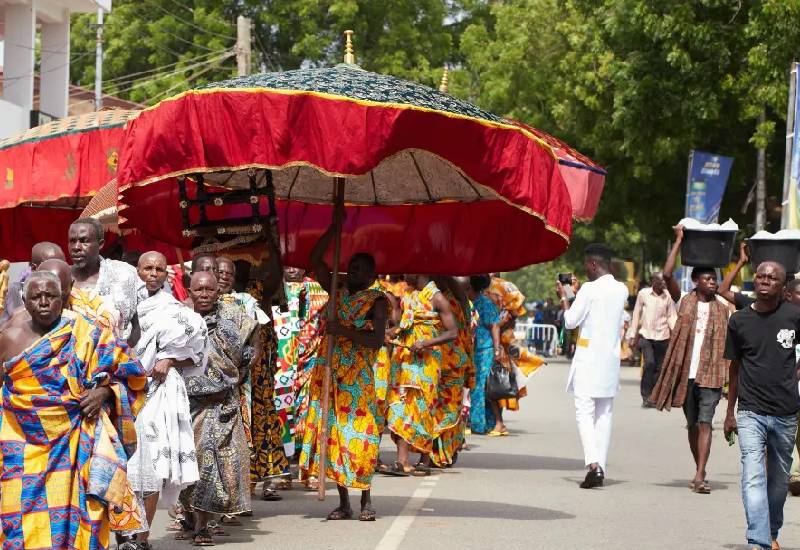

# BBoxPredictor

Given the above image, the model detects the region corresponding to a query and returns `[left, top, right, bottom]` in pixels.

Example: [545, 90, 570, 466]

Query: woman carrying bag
[466, 275, 506, 435]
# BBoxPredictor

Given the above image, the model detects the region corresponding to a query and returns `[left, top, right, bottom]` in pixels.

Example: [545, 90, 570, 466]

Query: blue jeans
[737, 410, 798, 549]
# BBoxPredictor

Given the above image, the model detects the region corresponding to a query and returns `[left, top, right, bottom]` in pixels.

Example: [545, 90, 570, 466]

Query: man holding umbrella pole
[299, 199, 390, 521]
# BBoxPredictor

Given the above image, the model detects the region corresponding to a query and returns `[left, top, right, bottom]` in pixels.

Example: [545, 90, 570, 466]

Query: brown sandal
[326, 506, 353, 520]
[359, 506, 376, 521]
[193, 528, 214, 546]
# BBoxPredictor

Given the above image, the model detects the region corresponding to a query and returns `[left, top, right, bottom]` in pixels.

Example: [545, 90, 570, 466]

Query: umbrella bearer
[299, 202, 390, 521]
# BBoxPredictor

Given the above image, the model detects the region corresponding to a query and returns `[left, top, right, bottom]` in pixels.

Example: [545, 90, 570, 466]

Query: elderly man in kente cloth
[68, 217, 142, 338]
[299, 205, 389, 521]
[385, 274, 457, 476]
[1, 241, 65, 321]
[124, 252, 203, 549]
[0, 270, 147, 549]
[177, 271, 258, 546]
[215, 249, 290, 502]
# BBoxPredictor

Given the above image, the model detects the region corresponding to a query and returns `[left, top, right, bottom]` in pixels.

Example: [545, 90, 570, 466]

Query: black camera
[558, 273, 573, 285]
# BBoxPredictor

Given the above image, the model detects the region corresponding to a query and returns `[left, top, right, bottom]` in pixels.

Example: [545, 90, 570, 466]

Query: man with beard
[68, 218, 142, 338]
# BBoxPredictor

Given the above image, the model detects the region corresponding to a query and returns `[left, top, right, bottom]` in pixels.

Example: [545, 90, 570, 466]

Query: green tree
[70, 0, 241, 105]
[460, 0, 797, 268]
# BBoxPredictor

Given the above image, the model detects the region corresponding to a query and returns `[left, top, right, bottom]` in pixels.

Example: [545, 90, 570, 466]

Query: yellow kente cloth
[69, 287, 119, 335]
[432, 291, 475, 466]
[370, 280, 397, 429]
[0, 313, 147, 550]
[487, 277, 545, 406]
[387, 281, 444, 454]
[299, 286, 385, 489]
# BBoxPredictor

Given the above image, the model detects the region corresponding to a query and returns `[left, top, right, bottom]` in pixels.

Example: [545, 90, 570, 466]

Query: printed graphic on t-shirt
[777, 329, 796, 349]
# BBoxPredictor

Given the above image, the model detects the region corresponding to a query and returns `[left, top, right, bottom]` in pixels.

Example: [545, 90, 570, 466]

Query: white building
[0, 0, 111, 138]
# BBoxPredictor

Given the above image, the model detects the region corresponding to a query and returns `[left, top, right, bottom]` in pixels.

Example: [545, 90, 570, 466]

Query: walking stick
[317, 177, 346, 501]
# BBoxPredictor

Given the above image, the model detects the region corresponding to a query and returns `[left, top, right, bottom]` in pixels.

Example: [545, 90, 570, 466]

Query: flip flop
[487, 430, 503, 437]
[326, 506, 353, 520]
[692, 480, 711, 494]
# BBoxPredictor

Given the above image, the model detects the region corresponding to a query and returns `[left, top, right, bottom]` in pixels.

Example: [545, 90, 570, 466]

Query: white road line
[374, 479, 436, 550]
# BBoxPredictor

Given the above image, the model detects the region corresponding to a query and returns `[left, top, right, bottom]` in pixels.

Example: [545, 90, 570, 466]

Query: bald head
[189, 271, 219, 314]
[38, 259, 73, 303]
[31, 242, 65, 269]
[754, 261, 787, 304]
[138, 251, 168, 295]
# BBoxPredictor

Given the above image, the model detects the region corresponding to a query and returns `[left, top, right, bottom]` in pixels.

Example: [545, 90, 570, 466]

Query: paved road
[149, 359, 800, 549]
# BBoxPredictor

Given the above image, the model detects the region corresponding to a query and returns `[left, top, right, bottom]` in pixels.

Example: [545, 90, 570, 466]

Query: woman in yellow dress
[384, 275, 457, 476]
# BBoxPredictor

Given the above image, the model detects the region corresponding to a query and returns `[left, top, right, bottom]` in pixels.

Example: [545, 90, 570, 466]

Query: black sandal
[326, 506, 353, 520]
[412, 462, 431, 477]
[380, 461, 411, 477]
[262, 487, 283, 501]
[359, 506, 376, 521]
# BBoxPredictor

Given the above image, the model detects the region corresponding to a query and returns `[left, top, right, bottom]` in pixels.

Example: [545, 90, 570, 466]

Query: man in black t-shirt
[724, 261, 800, 550]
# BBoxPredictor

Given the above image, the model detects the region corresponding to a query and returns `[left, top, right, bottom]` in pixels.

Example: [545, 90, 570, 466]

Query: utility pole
[94, 8, 104, 111]
[756, 110, 767, 231]
[236, 16, 251, 77]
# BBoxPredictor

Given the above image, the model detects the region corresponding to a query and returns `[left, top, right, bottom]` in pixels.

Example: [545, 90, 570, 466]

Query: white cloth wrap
[128, 289, 206, 505]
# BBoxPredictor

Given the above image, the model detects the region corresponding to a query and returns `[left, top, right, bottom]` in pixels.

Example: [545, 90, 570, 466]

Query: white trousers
[574, 395, 614, 472]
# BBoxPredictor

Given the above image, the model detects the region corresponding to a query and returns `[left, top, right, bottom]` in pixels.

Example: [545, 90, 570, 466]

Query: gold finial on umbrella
[344, 30, 356, 64]
[439, 66, 450, 93]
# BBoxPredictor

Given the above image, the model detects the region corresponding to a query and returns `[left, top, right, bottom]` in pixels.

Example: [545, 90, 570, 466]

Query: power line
[108, 52, 231, 97]
[145, 51, 233, 104]
[2, 50, 95, 83]
[139, 0, 236, 41]
[102, 49, 224, 85]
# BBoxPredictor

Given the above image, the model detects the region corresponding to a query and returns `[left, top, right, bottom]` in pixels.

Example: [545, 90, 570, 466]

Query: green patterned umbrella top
[196, 64, 504, 124]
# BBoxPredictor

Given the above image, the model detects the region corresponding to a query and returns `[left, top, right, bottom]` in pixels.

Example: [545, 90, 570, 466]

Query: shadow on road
[457, 452, 585, 471]
[301, 496, 574, 521]
[654, 479, 734, 491]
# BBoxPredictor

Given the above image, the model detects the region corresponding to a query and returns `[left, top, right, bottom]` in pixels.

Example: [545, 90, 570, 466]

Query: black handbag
[486, 363, 518, 401]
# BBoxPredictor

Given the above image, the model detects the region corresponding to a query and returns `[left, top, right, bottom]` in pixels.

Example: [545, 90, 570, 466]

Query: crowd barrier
[514, 322, 558, 356]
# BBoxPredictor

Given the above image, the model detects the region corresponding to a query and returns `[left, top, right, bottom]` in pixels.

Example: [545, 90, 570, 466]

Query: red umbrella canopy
[512, 122, 607, 222]
[117, 65, 573, 274]
[0, 110, 136, 261]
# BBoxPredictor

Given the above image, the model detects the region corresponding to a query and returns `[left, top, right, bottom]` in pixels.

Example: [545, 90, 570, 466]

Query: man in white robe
[124, 252, 206, 548]
[557, 243, 628, 489]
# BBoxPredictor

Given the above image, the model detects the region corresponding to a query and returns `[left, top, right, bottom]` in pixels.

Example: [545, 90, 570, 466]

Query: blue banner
[684, 150, 734, 223]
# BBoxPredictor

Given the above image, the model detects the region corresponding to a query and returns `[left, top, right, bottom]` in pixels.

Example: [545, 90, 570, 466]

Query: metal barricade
[514, 321, 558, 356]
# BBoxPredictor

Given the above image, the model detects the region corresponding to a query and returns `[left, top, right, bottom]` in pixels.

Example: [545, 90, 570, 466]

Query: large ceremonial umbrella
[115, 34, 573, 499]
[0, 110, 135, 261]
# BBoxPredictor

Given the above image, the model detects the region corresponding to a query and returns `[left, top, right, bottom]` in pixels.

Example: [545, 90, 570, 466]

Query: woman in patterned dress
[431, 276, 476, 467]
[299, 209, 389, 521]
[384, 275, 457, 475]
[467, 275, 503, 434]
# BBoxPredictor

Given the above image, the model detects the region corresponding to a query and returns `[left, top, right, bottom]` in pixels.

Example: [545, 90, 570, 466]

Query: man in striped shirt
[627, 273, 677, 407]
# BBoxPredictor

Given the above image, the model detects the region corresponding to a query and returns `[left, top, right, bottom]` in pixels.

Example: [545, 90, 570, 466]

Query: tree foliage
[68, 0, 800, 300]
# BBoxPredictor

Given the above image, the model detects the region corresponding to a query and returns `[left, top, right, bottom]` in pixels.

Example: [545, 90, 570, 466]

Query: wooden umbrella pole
[317, 176, 346, 501]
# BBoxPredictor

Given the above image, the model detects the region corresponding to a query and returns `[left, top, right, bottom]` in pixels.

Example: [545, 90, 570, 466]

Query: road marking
[374, 479, 436, 550]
